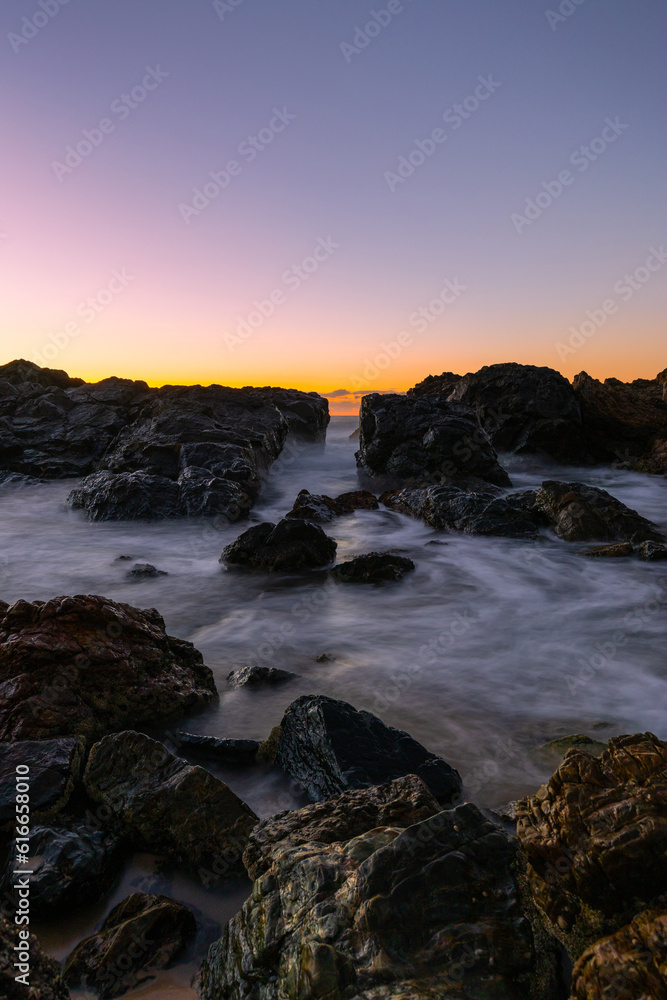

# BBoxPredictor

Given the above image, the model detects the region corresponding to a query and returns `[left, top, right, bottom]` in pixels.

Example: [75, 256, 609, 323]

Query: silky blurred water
[1, 416, 665, 994]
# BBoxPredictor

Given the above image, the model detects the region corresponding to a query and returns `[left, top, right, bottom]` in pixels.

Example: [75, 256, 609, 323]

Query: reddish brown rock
[570, 909, 667, 1000]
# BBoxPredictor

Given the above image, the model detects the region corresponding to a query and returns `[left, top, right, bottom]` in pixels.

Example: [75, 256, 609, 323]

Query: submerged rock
[635, 540, 667, 561]
[582, 542, 634, 558]
[226, 665, 298, 689]
[356, 392, 511, 487]
[64, 892, 196, 1000]
[83, 731, 258, 882]
[198, 793, 542, 1000]
[0, 595, 217, 741]
[535, 480, 664, 543]
[332, 552, 415, 582]
[126, 563, 168, 579]
[570, 908, 667, 1000]
[286, 488, 380, 523]
[176, 733, 260, 763]
[221, 518, 337, 571]
[274, 695, 462, 806]
[382, 486, 543, 539]
[516, 732, 667, 952]
[0, 738, 84, 830]
[1, 913, 70, 999]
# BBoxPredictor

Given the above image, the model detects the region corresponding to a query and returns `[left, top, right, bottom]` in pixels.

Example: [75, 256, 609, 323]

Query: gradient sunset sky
[1, 0, 665, 413]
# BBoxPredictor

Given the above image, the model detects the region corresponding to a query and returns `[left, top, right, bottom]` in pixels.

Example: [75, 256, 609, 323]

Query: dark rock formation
[573, 370, 667, 473]
[177, 466, 252, 519]
[636, 540, 667, 561]
[0, 595, 216, 741]
[245, 386, 330, 440]
[1, 913, 70, 999]
[221, 518, 337, 571]
[226, 665, 298, 689]
[332, 552, 415, 582]
[447, 362, 590, 463]
[126, 563, 168, 579]
[570, 909, 667, 1000]
[0, 738, 84, 830]
[516, 732, 667, 952]
[68, 471, 182, 520]
[1, 822, 126, 919]
[535, 481, 664, 544]
[176, 733, 260, 763]
[83, 731, 258, 882]
[197, 791, 543, 1000]
[356, 393, 511, 487]
[64, 892, 196, 1000]
[274, 695, 462, 806]
[382, 486, 543, 539]
[581, 542, 634, 558]
[286, 488, 379, 523]
[407, 370, 462, 397]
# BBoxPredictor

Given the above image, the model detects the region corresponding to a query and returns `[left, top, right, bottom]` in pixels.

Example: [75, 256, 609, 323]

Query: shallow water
[1, 416, 666, 994]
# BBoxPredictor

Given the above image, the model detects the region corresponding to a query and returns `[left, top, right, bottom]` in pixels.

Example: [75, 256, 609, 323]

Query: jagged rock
[221, 518, 337, 571]
[516, 732, 667, 951]
[573, 369, 667, 472]
[381, 486, 543, 539]
[226, 665, 298, 689]
[535, 734, 607, 764]
[274, 695, 462, 805]
[0, 359, 83, 390]
[64, 892, 196, 1000]
[0, 822, 126, 919]
[245, 386, 329, 441]
[356, 393, 511, 487]
[286, 489, 380, 523]
[69, 471, 182, 520]
[535, 481, 664, 543]
[570, 908, 667, 1000]
[582, 542, 634, 558]
[0, 595, 216, 741]
[0, 738, 84, 831]
[126, 563, 168, 579]
[243, 774, 442, 880]
[197, 796, 543, 1000]
[636, 540, 667, 561]
[177, 466, 252, 520]
[1, 913, 70, 999]
[447, 362, 591, 463]
[335, 489, 379, 511]
[332, 552, 415, 582]
[176, 733, 260, 763]
[407, 371, 462, 397]
[83, 731, 257, 882]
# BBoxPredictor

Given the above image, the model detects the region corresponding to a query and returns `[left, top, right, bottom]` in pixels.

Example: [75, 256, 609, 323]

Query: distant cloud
[322, 388, 403, 414]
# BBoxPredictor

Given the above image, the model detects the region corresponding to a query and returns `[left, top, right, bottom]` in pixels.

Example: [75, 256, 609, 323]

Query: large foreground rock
[221, 518, 337, 571]
[83, 731, 258, 883]
[535, 481, 664, 543]
[64, 892, 195, 999]
[570, 908, 667, 1000]
[273, 695, 462, 805]
[447, 362, 590, 463]
[0, 738, 84, 830]
[1, 914, 70, 999]
[356, 393, 511, 487]
[516, 732, 667, 952]
[197, 787, 544, 1000]
[382, 486, 543, 539]
[0, 595, 216, 741]
[573, 369, 667, 472]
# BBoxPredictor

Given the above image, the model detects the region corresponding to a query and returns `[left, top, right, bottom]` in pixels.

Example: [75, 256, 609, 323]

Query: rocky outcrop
[286, 489, 379, 523]
[1, 822, 126, 919]
[382, 486, 544, 539]
[1, 913, 71, 999]
[64, 892, 196, 1000]
[227, 665, 298, 689]
[83, 731, 258, 883]
[407, 371, 462, 397]
[176, 733, 260, 762]
[332, 552, 415, 582]
[516, 732, 667, 954]
[221, 519, 337, 571]
[570, 908, 667, 1000]
[197, 787, 544, 1000]
[447, 363, 590, 463]
[0, 595, 217, 741]
[356, 393, 511, 488]
[534, 481, 664, 543]
[273, 695, 462, 806]
[0, 738, 84, 830]
[245, 386, 330, 440]
[573, 369, 667, 473]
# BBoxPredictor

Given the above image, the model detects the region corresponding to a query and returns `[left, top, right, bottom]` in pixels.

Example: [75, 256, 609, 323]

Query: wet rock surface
[64, 891, 196, 1000]
[274, 695, 462, 805]
[516, 732, 667, 947]
[227, 665, 299, 689]
[176, 732, 260, 762]
[570, 908, 667, 1000]
[0, 595, 217, 741]
[0, 738, 84, 830]
[83, 731, 258, 881]
[382, 486, 543, 539]
[286, 488, 380, 522]
[126, 563, 168, 579]
[197, 794, 540, 1000]
[332, 552, 415, 582]
[534, 481, 665, 543]
[221, 518, 337, 571]
[356, 392, 511, 487]
[1, 913, 71, 999]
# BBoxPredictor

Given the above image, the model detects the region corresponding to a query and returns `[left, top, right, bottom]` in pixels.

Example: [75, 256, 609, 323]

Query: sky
[1, 0, 665, 414]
